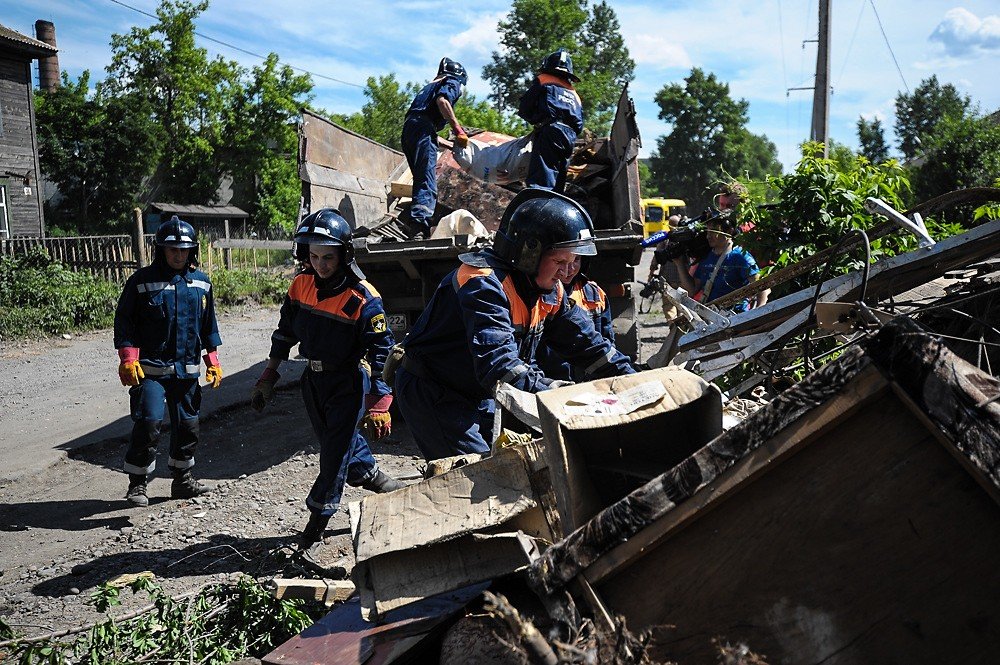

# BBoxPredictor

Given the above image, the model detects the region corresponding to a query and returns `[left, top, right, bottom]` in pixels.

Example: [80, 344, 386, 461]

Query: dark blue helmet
[294, 208, 364, 279]
[494, 188, 596, 275]
[437, 57, 468, 86]
[154, 215, 198, 267]
[540, 49, 580, 82]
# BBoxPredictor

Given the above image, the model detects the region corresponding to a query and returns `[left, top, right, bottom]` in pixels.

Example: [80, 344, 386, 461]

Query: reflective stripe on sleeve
[585, 348, 617, 375]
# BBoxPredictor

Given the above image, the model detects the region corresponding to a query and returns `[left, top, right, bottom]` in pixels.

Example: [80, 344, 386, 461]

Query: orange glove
[251, 367, 280, 412]
[454, 129, 469, 149]
[203, 351, 222, 389]
[361, 394, 392, 441]
[117, 347, 144, 387]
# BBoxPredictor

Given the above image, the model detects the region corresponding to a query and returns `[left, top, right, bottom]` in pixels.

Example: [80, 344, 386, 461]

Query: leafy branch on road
[0, 575, 319, 664]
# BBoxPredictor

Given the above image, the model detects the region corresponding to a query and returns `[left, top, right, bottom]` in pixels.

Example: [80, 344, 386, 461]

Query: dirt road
[0, 256, 670, 639]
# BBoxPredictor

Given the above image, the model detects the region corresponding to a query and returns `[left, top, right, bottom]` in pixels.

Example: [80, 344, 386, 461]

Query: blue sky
[6, 0, 1000, 172]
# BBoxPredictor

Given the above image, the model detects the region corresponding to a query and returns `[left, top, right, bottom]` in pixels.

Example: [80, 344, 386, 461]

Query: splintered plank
[262, 583, 488, 665]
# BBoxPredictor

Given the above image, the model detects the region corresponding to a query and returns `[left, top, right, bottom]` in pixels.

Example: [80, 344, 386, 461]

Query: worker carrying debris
[114, 215, 222, 507]
[249, 209, 404, 571]
[534, 254, 618, 381]
[394, 189, 636, 461]
[517, 49, 584, 192]
[400, 57, 469, 240]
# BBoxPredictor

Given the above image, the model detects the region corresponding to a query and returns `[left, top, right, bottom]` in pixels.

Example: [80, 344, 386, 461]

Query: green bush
[210, 268, 288, 307]
[0, 249, 119, 339]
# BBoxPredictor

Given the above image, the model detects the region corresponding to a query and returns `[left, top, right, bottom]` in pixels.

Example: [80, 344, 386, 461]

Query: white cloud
[929, 7, 1000, 57]
[448, 12, 504, 62]
[628, 34, 692, 70]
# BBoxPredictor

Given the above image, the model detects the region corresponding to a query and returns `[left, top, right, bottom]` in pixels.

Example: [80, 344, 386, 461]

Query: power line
[835, 0, 866, 89]
[868, 0, 908, 93]
[106, 0, 365, 89]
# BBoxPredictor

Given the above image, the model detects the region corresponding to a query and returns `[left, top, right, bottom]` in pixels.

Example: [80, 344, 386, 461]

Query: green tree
[104, 0, 243, 202]
[35, 72, 158, 232]
[331, 74, 419, 151]
[454, 94, 528, 136]
[857, 117, 890, 163]
[910, 113, 1000, 224]
[647, 68, 781, 211]
[894, 75, 970, 160]
[482, 0, 634, 134]
[227, 54, 313, 229]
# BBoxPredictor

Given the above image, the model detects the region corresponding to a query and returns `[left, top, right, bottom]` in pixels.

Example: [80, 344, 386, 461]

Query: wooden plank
[270, 578, 356, 606]
[213, 239, 292, 250]
[585, 364, 888, 585]
[596, 391, 1000, 664]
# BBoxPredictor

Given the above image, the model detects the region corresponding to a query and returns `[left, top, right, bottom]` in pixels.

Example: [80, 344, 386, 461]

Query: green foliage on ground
[210, 268, 288, 307]
[0, 576, 319, 664]
[0, 250, 119, 339]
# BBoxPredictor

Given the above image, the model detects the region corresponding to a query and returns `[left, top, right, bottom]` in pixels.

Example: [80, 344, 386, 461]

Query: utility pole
[811, 0, 832, 156]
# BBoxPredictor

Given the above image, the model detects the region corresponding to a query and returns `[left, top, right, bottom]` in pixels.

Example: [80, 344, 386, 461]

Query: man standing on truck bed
[400, 57, 469, 240]
[394, 189, 635, 461]
[518, 49, 584, 192]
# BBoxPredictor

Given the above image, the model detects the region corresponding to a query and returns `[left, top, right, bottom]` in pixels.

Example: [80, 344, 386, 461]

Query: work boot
[125, 474, 149, 507]
[361, 468, 406, 494]
[295, 513, 347, 579]
[170, 470, 209, 499]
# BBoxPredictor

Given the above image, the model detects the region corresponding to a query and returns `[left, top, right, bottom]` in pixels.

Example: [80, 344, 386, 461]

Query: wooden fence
[0, 234, 145, 283]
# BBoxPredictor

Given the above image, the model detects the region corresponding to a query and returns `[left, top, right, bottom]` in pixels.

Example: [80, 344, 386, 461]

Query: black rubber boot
[361, 468, 406, 494]
[125, 474, 149, 507]
[170, 470, 209, 499]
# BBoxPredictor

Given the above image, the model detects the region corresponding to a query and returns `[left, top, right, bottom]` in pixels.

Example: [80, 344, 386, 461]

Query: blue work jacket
[268, 271, 394, 398]
[517, 74, 584, 134]
[535, 276, 615, 380]
[114, 263, 222, 379]
[404, 251, 634, 400]
[406, 76, 464, 132]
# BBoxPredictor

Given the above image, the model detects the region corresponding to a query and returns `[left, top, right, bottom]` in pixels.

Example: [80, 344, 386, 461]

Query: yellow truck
[641, 198, 686, 239]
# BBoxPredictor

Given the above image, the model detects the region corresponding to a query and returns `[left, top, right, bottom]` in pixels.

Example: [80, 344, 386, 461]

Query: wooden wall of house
[0, 52, 45, 237]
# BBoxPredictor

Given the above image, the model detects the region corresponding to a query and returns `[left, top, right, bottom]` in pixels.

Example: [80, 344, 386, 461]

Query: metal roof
[0, 23, 58, 59]
[150, 203, 250, 218]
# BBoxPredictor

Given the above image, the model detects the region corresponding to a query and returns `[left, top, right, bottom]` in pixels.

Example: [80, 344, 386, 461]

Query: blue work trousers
[395, 366, 494, 461]
[401, 115, 439, 232]
[301, 367, 378, 517]
[124, 376, 201, 476]
[526, 122, 576, 192]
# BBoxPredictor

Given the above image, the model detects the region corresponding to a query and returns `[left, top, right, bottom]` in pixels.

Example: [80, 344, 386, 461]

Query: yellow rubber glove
[454, 130, 469, 149]
[203, 351, 222, 389]
[251, 367, 280, 412]
[117, 347, 145, 387]
[360, 394, 393, 441]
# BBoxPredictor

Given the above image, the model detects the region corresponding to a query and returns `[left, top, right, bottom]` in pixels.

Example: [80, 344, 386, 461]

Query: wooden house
[529, 317, 1000, 664]
[0, 23, 54, 238]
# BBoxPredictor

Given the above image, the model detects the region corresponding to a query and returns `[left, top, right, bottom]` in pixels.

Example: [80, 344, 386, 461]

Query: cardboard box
[536, 366, 722, 535]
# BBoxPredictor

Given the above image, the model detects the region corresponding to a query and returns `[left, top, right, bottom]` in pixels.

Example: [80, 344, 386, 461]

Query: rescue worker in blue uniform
[249, 208, 404, 570]
[400, 57, 469, 240]
[396, 189, 636, 461]
[115, 215, 223, 507]
[535, 255, 616, 382]
[517, 49, 584, 192]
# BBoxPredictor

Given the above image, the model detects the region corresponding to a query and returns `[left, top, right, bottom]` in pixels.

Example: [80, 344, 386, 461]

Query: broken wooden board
[270, 578, 356, 606]
[529, 317, 1000, 664]
[354, 532, 540, 621]
[263, 583, 489, 665]
[536, 367, 722, 536]
[433, 160, 514, 232]
[350, 443, 554, 621]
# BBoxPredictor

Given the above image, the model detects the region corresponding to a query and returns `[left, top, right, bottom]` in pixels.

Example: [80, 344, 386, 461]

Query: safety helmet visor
[551, 236, 597, 256]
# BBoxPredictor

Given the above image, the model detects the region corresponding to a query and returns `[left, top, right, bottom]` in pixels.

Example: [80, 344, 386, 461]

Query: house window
[0, 184, 9, 238]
